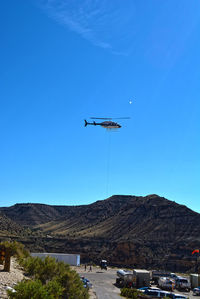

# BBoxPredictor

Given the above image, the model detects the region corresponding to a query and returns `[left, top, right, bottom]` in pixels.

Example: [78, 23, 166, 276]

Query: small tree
[0, 241, 30, 272]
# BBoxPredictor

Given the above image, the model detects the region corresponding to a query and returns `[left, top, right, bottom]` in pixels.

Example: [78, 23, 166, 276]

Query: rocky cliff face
[0, 194, 199, 272]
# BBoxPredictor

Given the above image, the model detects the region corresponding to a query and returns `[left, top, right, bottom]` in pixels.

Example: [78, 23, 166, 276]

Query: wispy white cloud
[37, 0, 136, 53]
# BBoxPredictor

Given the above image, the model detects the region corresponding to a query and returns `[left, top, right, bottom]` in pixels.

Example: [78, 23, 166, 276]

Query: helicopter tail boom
[84, 120, 88, 127]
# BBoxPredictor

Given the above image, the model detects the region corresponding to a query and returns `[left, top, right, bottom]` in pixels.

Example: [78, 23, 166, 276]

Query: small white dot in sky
[129, 100, 132, 104]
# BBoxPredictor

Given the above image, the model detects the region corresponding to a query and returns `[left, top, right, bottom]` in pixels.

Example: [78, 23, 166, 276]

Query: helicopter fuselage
[84, 120, 121, 128]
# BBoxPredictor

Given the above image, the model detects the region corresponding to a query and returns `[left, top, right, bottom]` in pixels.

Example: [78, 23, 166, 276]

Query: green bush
[21, 256, 70, 283]
[45, 279, 65, 298]
[56, 269, 89, 299]
[121, 288, 147, 298]
[8, 279, 65, 299]
[8, 255, 89, 299]
[20, 256, 42, 277]
[7, 280, 53, 299]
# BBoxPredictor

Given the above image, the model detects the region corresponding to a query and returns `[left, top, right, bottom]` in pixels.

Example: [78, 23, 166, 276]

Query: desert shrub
[7, 280, 52, 299]
[21, 256, 70, 283]
[56, 269, 89, 299]
[45, 279, 65, 298]
[33, 256, 61, 283]
[8, 279, 65, 299]
[121, 288, 147, 298]
[9, 255, 89, 299]
[20, 256, 42, 277]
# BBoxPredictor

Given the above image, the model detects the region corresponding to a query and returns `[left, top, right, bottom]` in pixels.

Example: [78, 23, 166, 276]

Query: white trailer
[133, 269, 150, 288]
[31, 253, 80, 266]
[116, 269, 136, 288]
[190, 274, 200, 288]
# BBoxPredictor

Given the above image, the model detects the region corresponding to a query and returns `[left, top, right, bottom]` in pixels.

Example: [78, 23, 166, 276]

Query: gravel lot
[75, 266, 121, 299]
[0, 258, 25, 298]
[74, 265, 198, 299]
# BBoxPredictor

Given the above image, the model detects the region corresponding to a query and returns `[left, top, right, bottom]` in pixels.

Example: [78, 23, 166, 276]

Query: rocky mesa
[0, 194, 200, 272]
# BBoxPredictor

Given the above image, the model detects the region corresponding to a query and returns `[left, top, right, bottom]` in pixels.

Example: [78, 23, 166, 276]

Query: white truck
[116, 270, 136, 288]
[175, 276, 191, 292]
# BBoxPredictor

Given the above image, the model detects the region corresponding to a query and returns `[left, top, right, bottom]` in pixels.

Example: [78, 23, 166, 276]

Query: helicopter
[84, 117, 129, 129]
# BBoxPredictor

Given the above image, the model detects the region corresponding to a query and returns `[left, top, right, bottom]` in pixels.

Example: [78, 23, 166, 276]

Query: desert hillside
[33, 195, 200, 243]
[0, 211, 29, 237]
[0, 195, 199, 272]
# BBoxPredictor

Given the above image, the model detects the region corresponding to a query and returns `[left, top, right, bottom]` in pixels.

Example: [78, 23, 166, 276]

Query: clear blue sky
[0, 0, 199, 211]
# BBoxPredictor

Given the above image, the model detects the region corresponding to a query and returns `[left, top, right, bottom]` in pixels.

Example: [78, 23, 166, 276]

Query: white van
[144, 289, 171, 297]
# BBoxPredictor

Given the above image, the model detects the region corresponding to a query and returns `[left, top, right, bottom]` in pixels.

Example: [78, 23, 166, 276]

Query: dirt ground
[0, 258, 25, 298]
[73, 265, 197, 299]
[73, 265, 121, 299]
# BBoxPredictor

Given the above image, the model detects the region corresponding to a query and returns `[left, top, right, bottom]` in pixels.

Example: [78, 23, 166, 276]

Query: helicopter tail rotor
[84, 120, 88, 127]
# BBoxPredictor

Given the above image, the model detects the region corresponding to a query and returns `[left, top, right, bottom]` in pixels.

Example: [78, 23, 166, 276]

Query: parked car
[193, 286, 200, 295]
[145, 290, 189, 298]
[139, 287, 161, 292]
[80, 277, 93, 289]
[141, 289, 171, 297]
[167, 293, 188, 299]
[175, 276, 190, 291]
[151, 271, 170, 284]
[100, 259, 107, 270]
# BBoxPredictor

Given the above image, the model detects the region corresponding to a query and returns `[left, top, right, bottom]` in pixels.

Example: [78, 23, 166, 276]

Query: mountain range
[0, 194, 199, 272]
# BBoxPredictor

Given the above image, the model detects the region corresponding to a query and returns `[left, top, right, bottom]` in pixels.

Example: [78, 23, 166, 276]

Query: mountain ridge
[0, 194, 199, 272]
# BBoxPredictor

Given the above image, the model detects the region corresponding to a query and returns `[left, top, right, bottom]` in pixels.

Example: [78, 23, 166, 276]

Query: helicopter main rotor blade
[90, 117, 112, 120]
[90, 117, 130, 120]
[111, 117, 131, 119]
